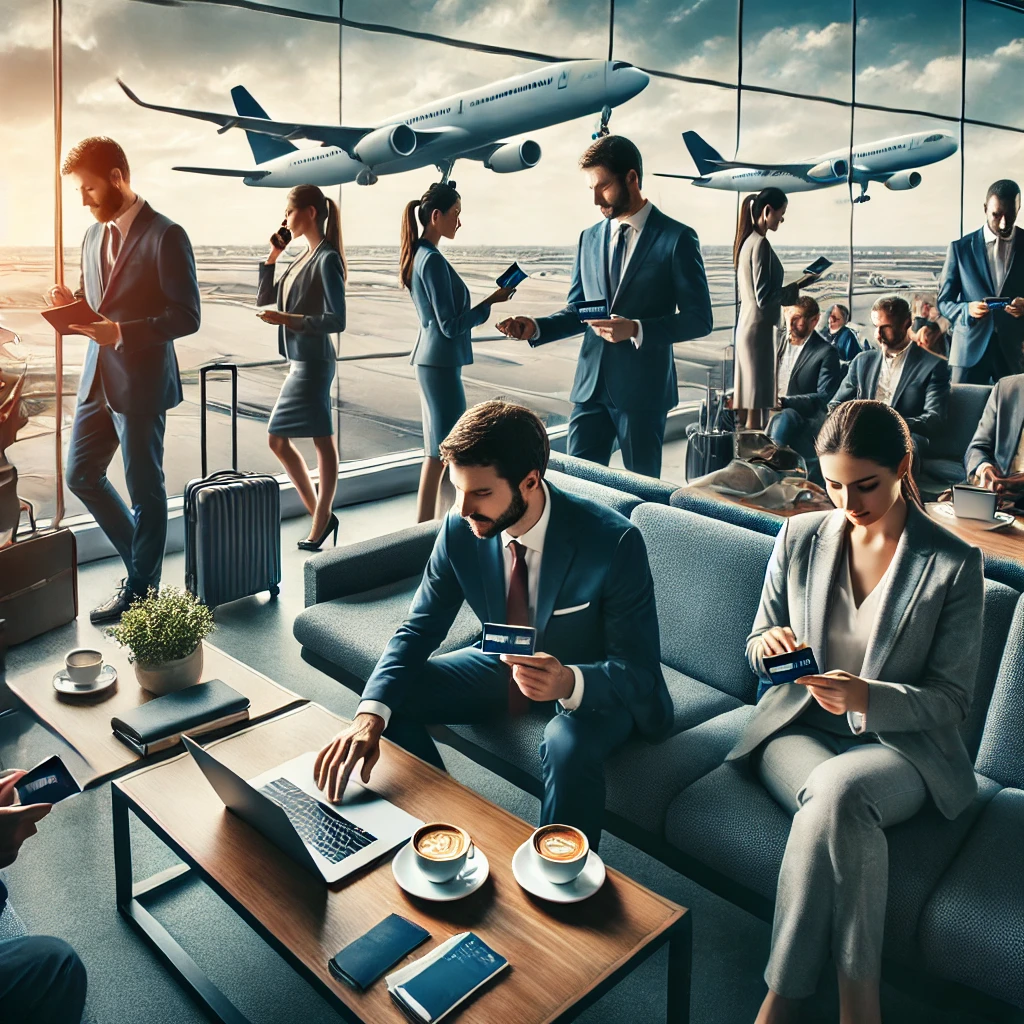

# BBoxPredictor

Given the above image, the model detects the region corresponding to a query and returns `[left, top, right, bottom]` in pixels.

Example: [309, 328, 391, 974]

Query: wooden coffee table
[113, 703, 691, 1024]
[7, 641, 306, 786]
[925, 503, 1024, 567]
[684, 482, 833, 519]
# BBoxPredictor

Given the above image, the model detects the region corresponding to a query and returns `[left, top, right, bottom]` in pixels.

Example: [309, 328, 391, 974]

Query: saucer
[511, 840, 605, 904]
[392, 841, 490, 902]
[52, 664, 117, 696]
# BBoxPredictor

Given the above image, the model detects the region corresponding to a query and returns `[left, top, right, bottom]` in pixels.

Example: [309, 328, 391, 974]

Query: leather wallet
[329, 914, 430, 991]
[111, 679, 250, 754]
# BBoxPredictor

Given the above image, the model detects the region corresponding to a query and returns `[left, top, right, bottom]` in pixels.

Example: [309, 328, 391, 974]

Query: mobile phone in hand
[14, 755, 82, 805]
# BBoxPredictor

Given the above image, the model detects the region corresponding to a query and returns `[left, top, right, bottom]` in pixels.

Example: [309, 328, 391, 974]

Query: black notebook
[386, 932, 508, 1023]
[111, 678, 250, 755]
[329, 914, 430, 991]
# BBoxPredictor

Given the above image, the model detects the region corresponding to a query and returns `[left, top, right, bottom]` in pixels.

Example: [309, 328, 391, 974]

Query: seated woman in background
[725, 400, 984, 1024]
[819, 303, 862, 363]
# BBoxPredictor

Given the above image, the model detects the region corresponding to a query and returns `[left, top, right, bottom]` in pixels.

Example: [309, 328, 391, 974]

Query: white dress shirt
[357, 481, 584, 726]
[983, 223, 1013, 294]
[106, 194, 145, 349]
[874, 344, 911, 406]
[776, 338, 802, 401]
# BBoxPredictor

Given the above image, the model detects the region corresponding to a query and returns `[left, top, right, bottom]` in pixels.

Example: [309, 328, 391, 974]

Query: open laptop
[182, 735, 421, 883]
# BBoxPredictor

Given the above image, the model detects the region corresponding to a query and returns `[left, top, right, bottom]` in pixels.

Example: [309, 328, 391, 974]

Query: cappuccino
[533, 825, 587, 862]
[415, 826, 467, 861]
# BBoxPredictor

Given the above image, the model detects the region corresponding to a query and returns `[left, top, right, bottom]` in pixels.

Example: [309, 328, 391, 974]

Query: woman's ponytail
[399, 199, 421, 290]
[733, 194, 756, 268]
[324, 197, 346, 281]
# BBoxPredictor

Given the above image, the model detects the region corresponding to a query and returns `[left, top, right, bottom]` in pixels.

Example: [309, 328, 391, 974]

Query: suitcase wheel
[269, 585, 280, 598]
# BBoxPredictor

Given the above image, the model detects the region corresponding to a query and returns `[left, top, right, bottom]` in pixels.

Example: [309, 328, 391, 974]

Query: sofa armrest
[303, 519, 441, 606]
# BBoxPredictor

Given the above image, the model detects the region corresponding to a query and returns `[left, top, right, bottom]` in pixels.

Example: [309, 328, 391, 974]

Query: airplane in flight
[656, 129, 958, 202]
[117, 59, 649, 188]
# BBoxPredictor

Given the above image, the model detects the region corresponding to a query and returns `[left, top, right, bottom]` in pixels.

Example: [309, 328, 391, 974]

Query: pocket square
[552, 602, 590, 616]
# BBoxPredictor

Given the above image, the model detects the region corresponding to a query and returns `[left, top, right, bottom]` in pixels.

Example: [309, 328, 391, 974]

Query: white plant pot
[135, 644, 204, 695]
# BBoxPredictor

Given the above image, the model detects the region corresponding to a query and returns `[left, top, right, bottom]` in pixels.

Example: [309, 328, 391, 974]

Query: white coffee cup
[64, 648, 103, 686]
[412, 822, 473, 883]
[531, 823, 589, 884]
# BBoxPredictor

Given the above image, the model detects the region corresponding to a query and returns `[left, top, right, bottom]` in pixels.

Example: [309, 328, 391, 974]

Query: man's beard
[599, 181, 632, 219]
[88, 182, 124, 223]
[467, 487, 528, 539]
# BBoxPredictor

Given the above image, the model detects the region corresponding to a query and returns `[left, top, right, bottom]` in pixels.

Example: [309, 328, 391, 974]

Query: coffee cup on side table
[65, 648, 103, 687]
[412, 822, 473, 884]
[531, 823, 589, 884]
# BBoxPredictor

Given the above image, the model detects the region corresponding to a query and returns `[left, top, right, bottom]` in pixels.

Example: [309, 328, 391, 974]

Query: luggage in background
[685, 364, 734, 483]
[0, 527, 77, 646]
[184, 364, 281, 608]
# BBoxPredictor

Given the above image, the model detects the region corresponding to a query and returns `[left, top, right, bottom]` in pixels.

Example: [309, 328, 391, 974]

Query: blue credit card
[14, 755, 82, 805]
[481, 623, 537, 656]
[577, 300, 608, 321]
[496, 262, 528, 289]
[762, 647, 820, 686]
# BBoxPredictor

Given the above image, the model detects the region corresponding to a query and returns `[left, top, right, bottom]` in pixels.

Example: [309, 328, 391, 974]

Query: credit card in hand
[762, 646, 820, 686]
[481, 623, 537, 656]
[14, 755, 82, 805]
[577, 300, 609, 321]
[496, 262, 528, 289]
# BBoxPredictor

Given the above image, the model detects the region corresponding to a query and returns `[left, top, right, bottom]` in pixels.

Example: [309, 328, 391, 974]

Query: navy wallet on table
[329, 914, 430, 991]
[111, 678, 250, 755]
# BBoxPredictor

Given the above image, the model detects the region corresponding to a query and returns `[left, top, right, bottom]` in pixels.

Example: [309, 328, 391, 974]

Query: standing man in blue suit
[938, 179, 1024, 384]
[313, 400, 670, 848]
[496, 136, 713, 478]
[48, 138, 201, 623]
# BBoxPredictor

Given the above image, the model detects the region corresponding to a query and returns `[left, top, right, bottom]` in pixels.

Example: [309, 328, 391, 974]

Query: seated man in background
[818, 302, 862, 363]
[0, 770, 87, 1024]
[965, 371, 1024, 505]
[830, 295, 950, 457]
[312, 400, 671, 849]
[767, 296, 842, 459]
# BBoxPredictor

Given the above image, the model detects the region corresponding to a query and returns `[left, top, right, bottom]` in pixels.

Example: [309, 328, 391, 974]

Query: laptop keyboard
[260, 778, 377, 864]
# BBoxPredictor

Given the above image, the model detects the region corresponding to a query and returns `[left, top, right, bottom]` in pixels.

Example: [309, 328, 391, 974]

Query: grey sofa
[295, 486, 1024, 1013]
[918, 382, 992, 499]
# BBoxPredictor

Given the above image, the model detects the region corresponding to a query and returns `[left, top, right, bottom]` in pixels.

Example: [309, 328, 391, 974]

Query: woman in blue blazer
[729, 401, 983, 1024]
[258, 184, 346, 550]
[399, 182, 512, 521]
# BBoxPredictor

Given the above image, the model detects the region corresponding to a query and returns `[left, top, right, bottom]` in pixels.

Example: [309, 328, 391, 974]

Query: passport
[495, 262, 528, 289]
[480, 623, 537, 656]
[762, 647, 820, 686]
[329, 914, 430, 991]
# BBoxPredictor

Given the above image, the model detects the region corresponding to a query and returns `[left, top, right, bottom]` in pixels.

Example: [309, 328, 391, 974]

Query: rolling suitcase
[685, 366, 734, 483]
[184, 364, 281, 607]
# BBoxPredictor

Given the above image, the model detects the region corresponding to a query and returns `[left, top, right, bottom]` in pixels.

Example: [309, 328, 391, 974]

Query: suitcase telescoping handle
[199, 363, 239, 477]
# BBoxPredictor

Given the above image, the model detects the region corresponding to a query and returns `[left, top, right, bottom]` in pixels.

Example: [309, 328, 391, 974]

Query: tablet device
[481, 623, 537, 656]
[14, 755, 82, 805]
[40, 299, 102, 336]
[577, 300, 609, 321]
[762, 646, 820, 686]
[984, 297, 1012, 312]
[803, 256, 832, 277]
[496, 262, 528, 290]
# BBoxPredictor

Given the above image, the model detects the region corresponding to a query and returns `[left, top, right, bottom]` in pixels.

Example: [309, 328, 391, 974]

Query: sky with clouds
[1, 0, 1023, 249]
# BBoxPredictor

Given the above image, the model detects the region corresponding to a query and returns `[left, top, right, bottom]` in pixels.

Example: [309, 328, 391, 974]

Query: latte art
[534, 826, 586, 861]
[415, 826, 467, 861]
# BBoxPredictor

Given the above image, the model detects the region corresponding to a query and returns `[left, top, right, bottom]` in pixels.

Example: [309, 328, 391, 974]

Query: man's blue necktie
[608, 222, 630, 300]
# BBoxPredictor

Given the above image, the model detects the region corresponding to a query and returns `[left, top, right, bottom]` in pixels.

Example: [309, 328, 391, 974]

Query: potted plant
[108, 587, 216, 695]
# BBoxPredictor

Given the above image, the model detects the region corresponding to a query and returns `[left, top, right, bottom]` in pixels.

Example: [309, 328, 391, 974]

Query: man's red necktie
[505, 540, 531, 715]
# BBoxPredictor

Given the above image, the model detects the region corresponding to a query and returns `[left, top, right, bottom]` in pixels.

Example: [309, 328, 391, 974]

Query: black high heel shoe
[298, 512, 339, 551]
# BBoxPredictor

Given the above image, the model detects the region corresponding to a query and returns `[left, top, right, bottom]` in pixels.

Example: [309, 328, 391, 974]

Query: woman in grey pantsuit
[734, 188, 797, 431]
[398, 182, 512, 521]
[727, 401, 984, 1024]
[258, 184, 346, 551]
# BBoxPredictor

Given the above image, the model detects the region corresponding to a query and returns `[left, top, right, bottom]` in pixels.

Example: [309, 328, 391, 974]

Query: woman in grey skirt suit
[734, 188, 797, 431]
[398, 182, 513, 521]
[728, 401, 983, 1024]
[258, 184, 346, 550]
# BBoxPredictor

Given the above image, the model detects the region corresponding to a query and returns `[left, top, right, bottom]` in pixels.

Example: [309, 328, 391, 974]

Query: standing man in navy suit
[938, 179, 1024, 384]
[48, 138, 201, 623]
[496, 136, 713, 478]
[313, 400, 670, 848]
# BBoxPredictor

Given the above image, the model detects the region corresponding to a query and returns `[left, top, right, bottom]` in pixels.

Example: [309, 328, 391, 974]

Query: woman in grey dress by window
[258, 184, 346, 551]
[734, 188, 796, 431]
[728, 402, 984, 1024]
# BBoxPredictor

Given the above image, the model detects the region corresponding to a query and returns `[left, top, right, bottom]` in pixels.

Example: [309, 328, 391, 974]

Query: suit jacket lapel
[860, 506, 934, 679]
[790, 337, 816, 381]
[1005, 226, 1024, 287]
[100, 203, 157, 307]
[805, 512, 845, 673]
[866, 351, 883, 400]
[973, 228, 996, 295]
[612, 206, 660, 310]
[534, 487, 575, 641]
[477, 532, 506, 626]
[889, 342, 921, 410]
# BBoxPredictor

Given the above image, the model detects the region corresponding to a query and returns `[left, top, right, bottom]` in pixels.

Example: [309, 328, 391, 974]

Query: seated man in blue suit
[495, 136, 713, 479]
[313, 400, 671, 848]
[830, 295, 949, 456]
[48, 137, 201, 623]
[938, 179, 1024, 384]
[817, 302, 863, 364]
[767, 296, 842, 459]
[965, 372, 1024, 506]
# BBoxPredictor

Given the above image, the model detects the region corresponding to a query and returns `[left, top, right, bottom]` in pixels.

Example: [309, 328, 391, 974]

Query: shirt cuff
[114, 322, 124, 351]
[529, 323, 541, 342]
[558, 666, 585, 711]
[356, 699, 391, 728]
[847, 710, 868, 735]
[631, 320, 643, 349]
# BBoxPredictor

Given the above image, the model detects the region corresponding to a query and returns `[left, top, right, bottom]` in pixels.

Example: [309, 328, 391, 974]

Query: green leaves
[107, 586, 215, 667]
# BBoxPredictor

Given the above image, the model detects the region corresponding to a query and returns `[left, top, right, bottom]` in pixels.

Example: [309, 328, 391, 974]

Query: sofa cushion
[633, 504, 773, 701]
[975, 593, 1024, 790]
[917, 459, 967, 499]
[293, 576, 479, 686]
[926, 383, 991, 463]
[919, 787, 1024, 1008]
[548, 451, 679, 504]
[545, 469, 641, 519]
[664, 761, 1000, 956]
[669, 488, 783, 538]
